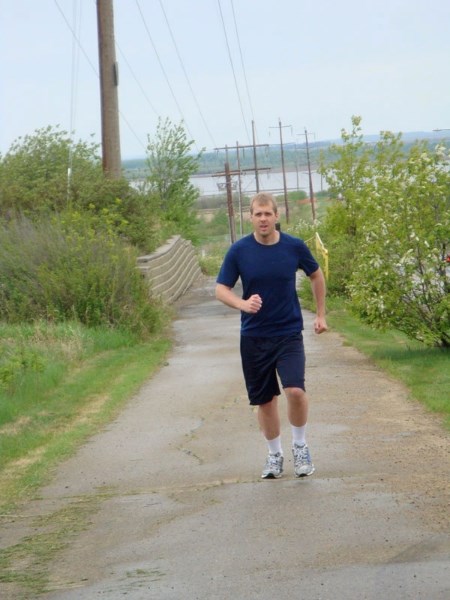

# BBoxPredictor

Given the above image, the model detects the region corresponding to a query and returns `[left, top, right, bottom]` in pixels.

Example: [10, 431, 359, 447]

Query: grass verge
[0, 323, 171, 514]
[325, 298, 450, 429]
[0, 321, 171, 598]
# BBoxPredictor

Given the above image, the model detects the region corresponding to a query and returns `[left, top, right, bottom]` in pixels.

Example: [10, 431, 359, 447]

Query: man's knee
[285, 387, 306, 403]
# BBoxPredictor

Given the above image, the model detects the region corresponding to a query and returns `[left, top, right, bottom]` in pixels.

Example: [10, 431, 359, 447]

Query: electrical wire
[230, 0, 255, 122]
[67, 0, 82, 201]
[116, 43, 160, 118]
[134, 0, 198, 150]
[53, 0, 98, 77]
[158, 0, 217, 149]
[54, 0, 147, 155]
[217, 0, 251, 144]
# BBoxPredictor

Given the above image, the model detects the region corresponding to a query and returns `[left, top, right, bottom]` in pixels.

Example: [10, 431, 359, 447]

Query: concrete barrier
[137, 236, 202, 304]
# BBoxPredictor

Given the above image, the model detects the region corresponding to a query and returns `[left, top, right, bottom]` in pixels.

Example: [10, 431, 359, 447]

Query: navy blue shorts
[240, 333, 305, 406]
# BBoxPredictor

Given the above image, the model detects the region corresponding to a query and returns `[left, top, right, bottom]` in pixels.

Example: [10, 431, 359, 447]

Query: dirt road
[1, 276, 449, 599]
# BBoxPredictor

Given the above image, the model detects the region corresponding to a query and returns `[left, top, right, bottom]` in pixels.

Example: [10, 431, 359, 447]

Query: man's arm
[309, 268, 328, 334]
[215, 283, 262, 314]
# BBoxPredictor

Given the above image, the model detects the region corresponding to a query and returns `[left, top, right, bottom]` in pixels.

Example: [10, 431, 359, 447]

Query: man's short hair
[250, 192, 278, 214]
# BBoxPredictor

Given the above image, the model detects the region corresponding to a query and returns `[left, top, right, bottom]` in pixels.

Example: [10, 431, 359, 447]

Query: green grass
[326, 298, 450, 429]
[0, 322, 171, 513]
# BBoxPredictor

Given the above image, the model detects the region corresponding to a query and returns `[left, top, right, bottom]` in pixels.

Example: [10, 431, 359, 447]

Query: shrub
[0, 126, 162, 254]
[0, 215, 164, 337]
[320, 116, 450, 347]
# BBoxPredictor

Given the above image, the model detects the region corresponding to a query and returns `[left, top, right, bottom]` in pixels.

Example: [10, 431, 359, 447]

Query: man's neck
[253, 230, 280, 245]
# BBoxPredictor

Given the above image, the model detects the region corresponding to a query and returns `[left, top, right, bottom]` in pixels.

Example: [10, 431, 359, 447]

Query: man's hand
[314, 316, 328, 334]
[242, 294, 263, 314]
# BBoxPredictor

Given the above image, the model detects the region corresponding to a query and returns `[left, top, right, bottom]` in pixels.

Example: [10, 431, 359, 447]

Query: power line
[134, 0, 197, 148]
[269, 119, 291, 222]
[230, 0, 255, 122]
[217, 0, 250, 144]
[69, 0, 82, 137]
[53, 0, 98, 77]
[116, 43, 159, 118]
[54, 0, 146, 156]
[158, 0, 217, 148]
[67, 0, 82, 200]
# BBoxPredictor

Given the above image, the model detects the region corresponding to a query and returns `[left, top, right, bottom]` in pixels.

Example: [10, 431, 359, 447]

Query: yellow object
[306, 232, 329, 280]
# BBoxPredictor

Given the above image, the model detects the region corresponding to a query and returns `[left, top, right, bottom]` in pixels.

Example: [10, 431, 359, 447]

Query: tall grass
[0, 215, 164, 335]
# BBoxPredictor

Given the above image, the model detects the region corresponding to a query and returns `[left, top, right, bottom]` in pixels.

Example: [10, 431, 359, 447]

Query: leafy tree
[317, 117, 374, 294]
[145, 118, 203, 242]
[320, 117, 449, 347]
[0, 126, 161, 252]
[0, 126, 102, 214]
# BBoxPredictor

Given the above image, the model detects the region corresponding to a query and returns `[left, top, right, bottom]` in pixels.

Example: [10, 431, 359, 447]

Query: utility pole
[301, 128, 316, 221]
[212, 161, 270, 242]
[252, 120, 260, 192]
[224, 162, 236, 243]
[97, 0, 121, 178]
[215, 138, 270, 194]
[270, 119, 290, 223]
[214, 129, 271, 243]
[236, 141, 244, 237]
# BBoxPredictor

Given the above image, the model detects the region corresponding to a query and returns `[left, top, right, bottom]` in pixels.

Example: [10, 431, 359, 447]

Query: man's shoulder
[230, 234, 254, 250]
[280, 232, 306, 247]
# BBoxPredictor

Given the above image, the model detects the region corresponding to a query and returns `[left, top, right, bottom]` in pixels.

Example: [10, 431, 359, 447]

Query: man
[215, 192, 327, 479]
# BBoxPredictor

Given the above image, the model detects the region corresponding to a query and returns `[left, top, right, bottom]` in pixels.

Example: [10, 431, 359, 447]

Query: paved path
[2, 276, 450, 599]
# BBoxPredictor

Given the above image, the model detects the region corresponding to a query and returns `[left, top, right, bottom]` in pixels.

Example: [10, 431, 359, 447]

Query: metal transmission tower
[97, 0, 121, 178]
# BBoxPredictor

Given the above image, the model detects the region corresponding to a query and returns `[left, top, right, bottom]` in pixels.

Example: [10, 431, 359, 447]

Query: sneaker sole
[261, 472, 283, 479]
[295, 467, 315, 477]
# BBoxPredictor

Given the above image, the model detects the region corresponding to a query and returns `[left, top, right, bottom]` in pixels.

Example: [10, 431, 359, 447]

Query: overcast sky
[1, 0, 450, 159]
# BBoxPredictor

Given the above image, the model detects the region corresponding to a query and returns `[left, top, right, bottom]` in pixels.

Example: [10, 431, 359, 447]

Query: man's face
[250, 202, 278, 240]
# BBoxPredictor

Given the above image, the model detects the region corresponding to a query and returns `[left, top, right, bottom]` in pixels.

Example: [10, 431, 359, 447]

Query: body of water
[191, 170, 327, 197]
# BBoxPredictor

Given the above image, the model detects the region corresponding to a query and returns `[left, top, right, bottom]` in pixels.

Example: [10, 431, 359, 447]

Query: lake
[191, 169, 326, 197]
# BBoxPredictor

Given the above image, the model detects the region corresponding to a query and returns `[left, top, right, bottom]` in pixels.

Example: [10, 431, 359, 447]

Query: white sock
[266, 435, 283, 455]
[291, 425, 306, 447]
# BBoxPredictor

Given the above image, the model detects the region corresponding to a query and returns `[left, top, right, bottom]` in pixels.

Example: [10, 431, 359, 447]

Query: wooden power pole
[224, 162, 237, 243]
[302, 128, 316, 221]
[214, 139, 270, 243]
[270, 119, 290, 223]
[97, 0, 121, 178]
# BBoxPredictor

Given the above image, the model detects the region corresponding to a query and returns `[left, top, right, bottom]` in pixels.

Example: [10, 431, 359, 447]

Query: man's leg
[258, 396, 284, 478]
[285, 386, 308, 428]
[257, 395, 280, 440]
[285, 387, 315, 476]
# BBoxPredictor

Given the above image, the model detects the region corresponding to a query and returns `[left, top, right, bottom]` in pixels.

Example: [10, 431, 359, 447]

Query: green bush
[0, 216, 164, 337]
[0, 126, 163, 254]
[320, 116, 450, 347]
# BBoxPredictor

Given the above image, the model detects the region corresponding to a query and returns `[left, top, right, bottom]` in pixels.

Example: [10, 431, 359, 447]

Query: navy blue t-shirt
[216, 232, 319, 336]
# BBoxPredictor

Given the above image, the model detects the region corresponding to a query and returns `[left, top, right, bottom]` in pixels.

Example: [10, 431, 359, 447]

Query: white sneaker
[292, 443, 315, 477]
[261, 452, 284, 479]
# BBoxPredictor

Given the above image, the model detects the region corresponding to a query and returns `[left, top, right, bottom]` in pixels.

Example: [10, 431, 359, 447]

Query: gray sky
[1, 0, 450, 159]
